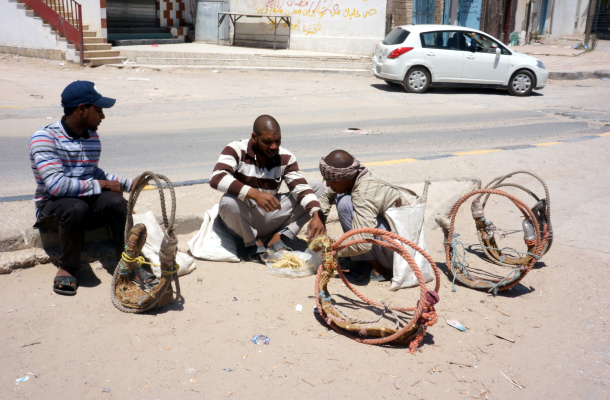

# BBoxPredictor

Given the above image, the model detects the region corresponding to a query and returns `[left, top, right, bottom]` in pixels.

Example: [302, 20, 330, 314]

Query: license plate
[375, 65, 381, 74]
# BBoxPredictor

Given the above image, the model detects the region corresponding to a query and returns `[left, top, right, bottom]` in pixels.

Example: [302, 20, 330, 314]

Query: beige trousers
[218, 180, 325, 247]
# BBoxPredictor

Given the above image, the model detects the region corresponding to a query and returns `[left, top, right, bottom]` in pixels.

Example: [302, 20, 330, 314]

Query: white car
[372, 25, 549, 96]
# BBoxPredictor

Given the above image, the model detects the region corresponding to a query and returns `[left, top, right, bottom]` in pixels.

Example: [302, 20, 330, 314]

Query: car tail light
[375, 42, 380, 52]
[387, 47, 414, 59]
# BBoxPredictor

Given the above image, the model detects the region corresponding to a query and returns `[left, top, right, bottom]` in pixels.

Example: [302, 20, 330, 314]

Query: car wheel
[508, 70, 535, 96]
[384, 80, 401, 87]
[403, 67, 430, 93]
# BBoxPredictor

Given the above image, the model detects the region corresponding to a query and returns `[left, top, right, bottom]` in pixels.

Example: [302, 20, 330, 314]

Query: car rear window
[383, 28, 410, 45]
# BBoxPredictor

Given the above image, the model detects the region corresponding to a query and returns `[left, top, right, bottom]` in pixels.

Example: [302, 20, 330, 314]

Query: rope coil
[440, 188, 549, 292]
[313, 229, 440, 353]
[110, 171, 182, 314]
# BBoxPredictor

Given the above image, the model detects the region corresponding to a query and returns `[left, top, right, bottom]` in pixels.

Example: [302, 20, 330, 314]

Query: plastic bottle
[251, 335, 270, 345]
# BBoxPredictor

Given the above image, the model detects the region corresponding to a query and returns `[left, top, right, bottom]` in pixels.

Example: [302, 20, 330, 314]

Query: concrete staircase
[81, 29, 125, 66]
[117, 49, 372, 75]
[13, 0, 124, 65]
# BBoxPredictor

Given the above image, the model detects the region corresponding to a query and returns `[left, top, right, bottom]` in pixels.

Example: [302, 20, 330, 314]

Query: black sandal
[247, 245, 268, 264]
[345, 263, 373, 285]
[53, 275, 78, 296]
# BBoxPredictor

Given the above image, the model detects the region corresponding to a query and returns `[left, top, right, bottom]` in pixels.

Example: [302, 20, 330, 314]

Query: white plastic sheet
[187, 204, 240, 263]
[132, 211, 196, 278]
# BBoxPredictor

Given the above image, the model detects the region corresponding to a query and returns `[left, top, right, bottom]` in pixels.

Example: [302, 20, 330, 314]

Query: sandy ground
[2, 124, 610, 399]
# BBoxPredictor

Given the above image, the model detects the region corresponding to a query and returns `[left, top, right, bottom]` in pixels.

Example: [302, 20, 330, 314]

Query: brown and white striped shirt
[210, 138, 321, 214]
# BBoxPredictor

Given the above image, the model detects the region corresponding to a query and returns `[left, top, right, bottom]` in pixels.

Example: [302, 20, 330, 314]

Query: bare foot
[55, 268, 77, 291]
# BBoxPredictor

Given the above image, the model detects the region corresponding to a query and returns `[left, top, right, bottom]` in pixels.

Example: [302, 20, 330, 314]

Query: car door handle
[466, 55, 475, 60]
[426, 52, 435, 56]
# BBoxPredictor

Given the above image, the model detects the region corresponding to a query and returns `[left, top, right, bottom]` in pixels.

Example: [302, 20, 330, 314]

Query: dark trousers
[35, 191, 128, 274]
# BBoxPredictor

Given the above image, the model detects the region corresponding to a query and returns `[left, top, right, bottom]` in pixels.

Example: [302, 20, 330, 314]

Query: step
[85, 56, 126, 66]
[134, 57, 371, 69]
[110, 64, 371, 76]
[107, 33, 174, 41]
[111, 38, 183, 46]
[83, 37, 106, 44]
[107, 27, 168, 34]
[119, 50, 371, 63]
[83, 30, 97, 38]
[83, 50, 121, 58]
[83, 43, 112, 51]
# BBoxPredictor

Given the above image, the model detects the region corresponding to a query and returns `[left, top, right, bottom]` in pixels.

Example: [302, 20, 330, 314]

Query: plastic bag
[132, 211, 196, 278]
[264, 248, 322, 278]
[187, 204, 240, 262]
[384, 203, 435, 290]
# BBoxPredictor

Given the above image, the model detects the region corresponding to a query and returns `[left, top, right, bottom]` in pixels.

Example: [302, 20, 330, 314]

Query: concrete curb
[0, 214, 203, 254]
[548, 69, 610, 80]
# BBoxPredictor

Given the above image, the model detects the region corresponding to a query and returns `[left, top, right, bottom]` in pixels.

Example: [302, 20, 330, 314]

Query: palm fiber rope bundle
[110, 171, 181, 313]
[440, 189, 548, 293]
[313, 229, 440, 353]
[473, 171, 553, 267]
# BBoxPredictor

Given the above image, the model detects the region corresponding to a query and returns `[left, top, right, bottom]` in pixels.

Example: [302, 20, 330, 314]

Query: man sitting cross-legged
[210, 115, 326, 261]
[316, 150, 407, 284]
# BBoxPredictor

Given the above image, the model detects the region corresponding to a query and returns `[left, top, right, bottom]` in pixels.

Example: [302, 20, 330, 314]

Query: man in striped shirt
[210, 115, 326, 261]
[29, 81, 138, 295]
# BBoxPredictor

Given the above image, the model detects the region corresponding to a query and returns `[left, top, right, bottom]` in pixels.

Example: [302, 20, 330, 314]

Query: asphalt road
[1, 57, 609, 198]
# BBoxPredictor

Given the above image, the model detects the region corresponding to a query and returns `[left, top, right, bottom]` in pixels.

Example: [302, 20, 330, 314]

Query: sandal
[344, 262, 373, 285]
[129, 265, 159, 286]
[370, 271, 393, 282]
[246, 245, 268, 264]
[53, 275, 78, 296]
[268, 240, 293, 253]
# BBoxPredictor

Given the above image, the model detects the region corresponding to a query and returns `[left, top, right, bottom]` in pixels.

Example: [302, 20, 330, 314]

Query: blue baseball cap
[61, 81, 116, 108]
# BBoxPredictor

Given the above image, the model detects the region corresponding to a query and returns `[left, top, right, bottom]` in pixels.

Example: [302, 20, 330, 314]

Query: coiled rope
[439, 189, 548, 293]
[474, 171, 553, 267]
[110, 171, 181, 314]
[313, 229, 440, 353]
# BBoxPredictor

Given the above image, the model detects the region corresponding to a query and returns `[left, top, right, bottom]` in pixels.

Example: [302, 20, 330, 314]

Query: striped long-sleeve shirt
[29, 119, 132, 203]
[210, 138, 320, 214]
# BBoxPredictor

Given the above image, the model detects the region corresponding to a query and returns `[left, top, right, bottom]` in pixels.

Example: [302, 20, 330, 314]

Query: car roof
[396, 25, 482, 34]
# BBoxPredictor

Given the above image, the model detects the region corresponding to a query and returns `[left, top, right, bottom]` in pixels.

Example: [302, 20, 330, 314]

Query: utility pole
[584, 0, 598, 47]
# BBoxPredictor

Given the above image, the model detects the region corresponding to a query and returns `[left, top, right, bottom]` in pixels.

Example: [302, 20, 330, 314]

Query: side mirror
[496, 47, 501, 57]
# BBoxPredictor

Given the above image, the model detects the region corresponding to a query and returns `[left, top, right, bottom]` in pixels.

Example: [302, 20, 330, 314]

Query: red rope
[315, 228, 440, 351]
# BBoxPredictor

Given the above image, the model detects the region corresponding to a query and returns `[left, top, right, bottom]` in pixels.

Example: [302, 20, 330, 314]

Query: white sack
[187, 204, 240, 263]
[384, 203, 435, 290]
[132, 211, 196, 278]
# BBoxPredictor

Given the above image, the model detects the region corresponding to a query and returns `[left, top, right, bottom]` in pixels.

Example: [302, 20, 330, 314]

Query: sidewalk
[112, 42, 372, 75]
[511, 40, 610, 79]
[110, 40, 610, 79]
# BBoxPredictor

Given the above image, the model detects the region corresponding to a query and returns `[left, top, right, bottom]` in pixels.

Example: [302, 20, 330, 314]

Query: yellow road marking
[597, 132, 610, 137]
[142, 185, 156, 190]
[534, 141, 563, 146]
[453, 149, 501, 156]
[363, 158, 417, 166]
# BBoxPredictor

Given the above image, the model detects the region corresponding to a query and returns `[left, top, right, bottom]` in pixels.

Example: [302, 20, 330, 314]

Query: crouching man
[210, 115, 326, 261]
[317, 150, 407, 284]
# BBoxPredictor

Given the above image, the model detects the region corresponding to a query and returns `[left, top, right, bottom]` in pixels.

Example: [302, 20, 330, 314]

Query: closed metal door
[195, 0, 229, 43]
[457, 0, 482, 30]
[106, 0, 157, 28]
[412, 0, 436, 25]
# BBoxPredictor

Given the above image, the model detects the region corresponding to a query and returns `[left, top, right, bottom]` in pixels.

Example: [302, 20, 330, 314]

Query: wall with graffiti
[230, 0, 387, 54]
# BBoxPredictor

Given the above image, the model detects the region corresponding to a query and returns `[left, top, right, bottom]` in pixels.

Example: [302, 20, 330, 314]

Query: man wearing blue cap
[29, 81, 155, 296]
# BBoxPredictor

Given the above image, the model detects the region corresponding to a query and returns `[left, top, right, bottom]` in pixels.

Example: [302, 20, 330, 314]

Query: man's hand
[99, 180, 123, 194]
[307, 211, 327, 244]
[246, 188, 280, 212]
